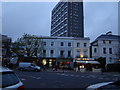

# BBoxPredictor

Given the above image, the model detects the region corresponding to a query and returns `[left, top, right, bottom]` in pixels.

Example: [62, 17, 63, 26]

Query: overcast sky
[2, 2, 118, 42]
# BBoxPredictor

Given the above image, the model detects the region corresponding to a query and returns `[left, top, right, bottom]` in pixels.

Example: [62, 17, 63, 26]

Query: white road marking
[57, 73, 80, 78]
[36, 77, 41, 79]
[21, 78, 26, 81]
[64, 74, 69, 76]
[29, 76, 41, 79]
[113, 75, 120, 77]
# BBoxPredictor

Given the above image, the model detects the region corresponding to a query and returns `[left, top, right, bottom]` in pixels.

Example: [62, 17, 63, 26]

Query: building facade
[40, 36, 90, 67]
[0, 35, 1, 65]
[42, 36, 89, 59]
[2, 35, 12, 58]
[91, 32, 120, 65]
[118, 1, 120, 35]
[51, 1, 84, 37]
[15, 35, 90, 68]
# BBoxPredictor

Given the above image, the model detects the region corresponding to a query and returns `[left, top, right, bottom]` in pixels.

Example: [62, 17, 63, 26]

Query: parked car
[1, 66, 24, 89]
[87, 80, 120, 90]
[18, 62, 41, 72]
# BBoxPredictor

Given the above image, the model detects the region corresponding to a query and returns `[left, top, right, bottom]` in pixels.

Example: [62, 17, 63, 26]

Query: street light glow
[80, 54, 84, 58]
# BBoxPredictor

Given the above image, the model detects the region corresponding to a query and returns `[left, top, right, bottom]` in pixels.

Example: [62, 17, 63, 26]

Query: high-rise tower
[51, 1, 84, 37]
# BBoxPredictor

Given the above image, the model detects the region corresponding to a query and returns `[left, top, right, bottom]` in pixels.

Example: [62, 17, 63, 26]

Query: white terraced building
[39, 36, 90, 66]
[42, 36, 90, 59]
[91, 32, 120, 65]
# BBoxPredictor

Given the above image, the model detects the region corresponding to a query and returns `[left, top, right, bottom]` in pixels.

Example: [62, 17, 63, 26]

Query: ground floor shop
[40, 57, 73, 69]
[17, 57, 73, 69]
[17, 57, 101, 72]
[76, 60, 100, 71]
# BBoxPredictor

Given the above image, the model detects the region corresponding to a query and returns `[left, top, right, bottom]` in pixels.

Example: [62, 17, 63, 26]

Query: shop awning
[76, 60, 100, 64]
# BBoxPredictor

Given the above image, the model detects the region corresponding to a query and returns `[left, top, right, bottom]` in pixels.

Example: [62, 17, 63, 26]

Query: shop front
[40, 57, 56, 68]
[40, 57, 73, 69]
[76, 60, 100, 71]
[56, 58, 73, 69]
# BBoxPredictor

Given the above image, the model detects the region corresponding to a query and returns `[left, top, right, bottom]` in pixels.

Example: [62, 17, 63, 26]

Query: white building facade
[41, 36, 90, 61]
[91, 32, 120, 65]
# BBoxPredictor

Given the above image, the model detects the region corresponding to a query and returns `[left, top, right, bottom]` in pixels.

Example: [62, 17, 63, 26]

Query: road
[14, 69, 120, 89]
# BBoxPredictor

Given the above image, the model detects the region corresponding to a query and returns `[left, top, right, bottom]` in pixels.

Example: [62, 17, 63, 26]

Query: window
[109, 40, 112, 44]
[50, 50, 54, 54]
[68, 42, 71, 47]
[70, 16, 72, 18]
[43, 50, 46, 56]
[103, 40, 106, 44]
[94, 48, 97, 53]
[60, 50, 64, 57]
[76, 50, 80, 57]
[109, 48, 112, 54]
[2, 72, 19, 88]
[50, 50, 54, 57]
[61, 42, 64, 46]
[68, 51, 71, 57]
[31, 63, 35, 66]
[109, 57, 112, 62]
[77, 42, 80, 47]
[43, 42, 46, 46]
[103, 48, 106, 54]
[51, 42, 54, 46]
[43, 50, 46, 53]
[84, 51, 88, 58]
[84, 43, 87, 47]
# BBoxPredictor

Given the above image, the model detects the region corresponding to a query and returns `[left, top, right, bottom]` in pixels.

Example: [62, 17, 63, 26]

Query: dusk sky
[2, 1, 118, 42]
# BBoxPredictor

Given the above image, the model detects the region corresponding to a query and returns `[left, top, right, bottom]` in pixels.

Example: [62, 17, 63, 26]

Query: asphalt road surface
[14, 69, 120, 89]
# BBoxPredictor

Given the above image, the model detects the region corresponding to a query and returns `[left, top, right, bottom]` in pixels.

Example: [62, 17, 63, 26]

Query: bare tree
[15, 34, 44, 57]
